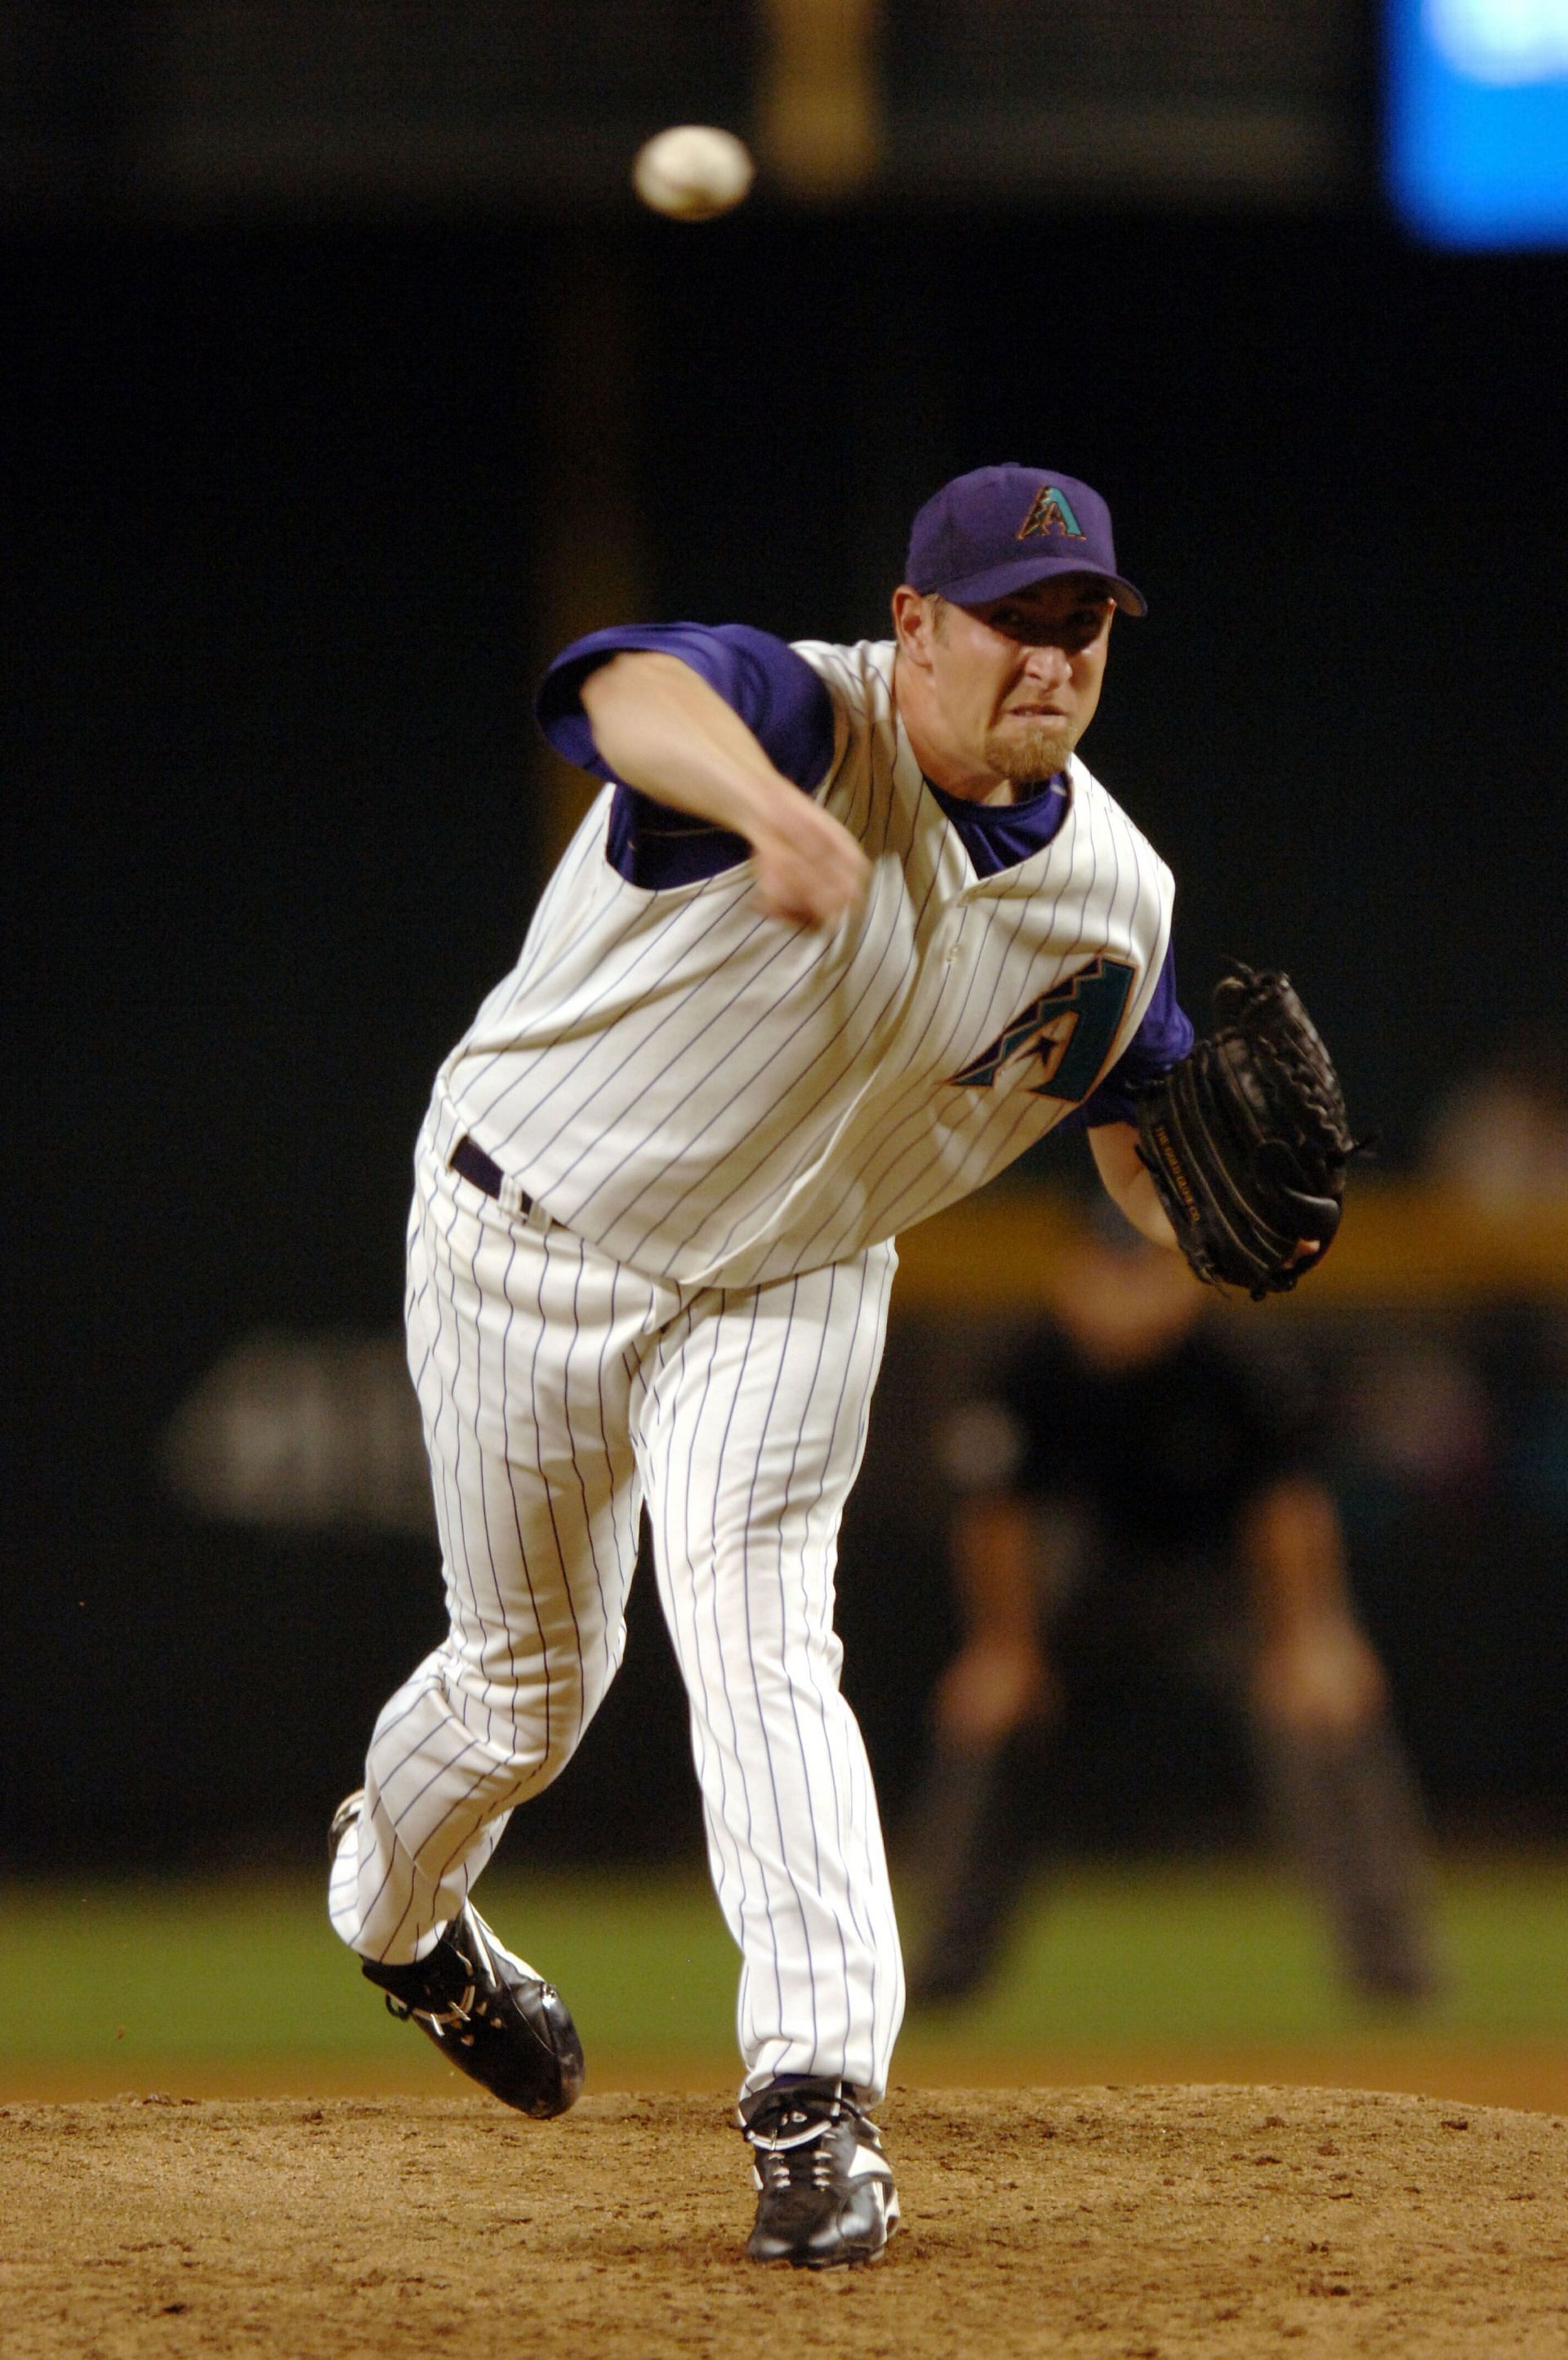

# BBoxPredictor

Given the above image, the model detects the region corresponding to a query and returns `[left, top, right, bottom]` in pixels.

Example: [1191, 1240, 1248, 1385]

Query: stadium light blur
[1388, 0, 1568, 246]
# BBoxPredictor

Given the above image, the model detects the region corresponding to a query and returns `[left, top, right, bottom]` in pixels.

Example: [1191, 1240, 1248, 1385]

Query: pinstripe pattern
[638, 1245, 901, 2093]
[434, 639, 1174, 1290]
[332, 1116, 904, 2098]
[334, 628, 1175, 2106]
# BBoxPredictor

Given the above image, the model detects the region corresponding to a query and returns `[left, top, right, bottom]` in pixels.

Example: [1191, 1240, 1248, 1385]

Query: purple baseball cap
[905, 463, 1147, 617]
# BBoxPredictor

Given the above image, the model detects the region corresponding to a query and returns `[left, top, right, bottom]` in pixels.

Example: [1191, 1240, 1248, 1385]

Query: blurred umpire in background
[911, 1209, 1438, 2007]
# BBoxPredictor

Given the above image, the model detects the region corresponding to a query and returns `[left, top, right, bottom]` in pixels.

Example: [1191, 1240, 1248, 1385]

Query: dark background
[7, 6, 1566, 1871]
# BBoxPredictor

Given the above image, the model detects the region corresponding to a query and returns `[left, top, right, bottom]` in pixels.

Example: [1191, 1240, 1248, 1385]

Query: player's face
[893, 576, 1115, 803]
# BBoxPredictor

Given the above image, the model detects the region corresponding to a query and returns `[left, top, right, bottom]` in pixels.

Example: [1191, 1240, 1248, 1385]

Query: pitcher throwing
[328, 463, 1341, 2267]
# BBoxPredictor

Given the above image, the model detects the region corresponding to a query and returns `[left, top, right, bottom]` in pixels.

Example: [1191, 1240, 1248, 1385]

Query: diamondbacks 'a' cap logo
[1016, 484, 1086, 542]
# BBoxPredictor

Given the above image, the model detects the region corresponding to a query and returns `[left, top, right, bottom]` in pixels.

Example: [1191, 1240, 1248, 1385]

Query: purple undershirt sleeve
[534, 623, 836, 888]
[536, 622, 834, 790]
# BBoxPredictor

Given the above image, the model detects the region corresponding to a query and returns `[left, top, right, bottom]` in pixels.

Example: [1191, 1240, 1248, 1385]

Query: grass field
[7, 1852, 1566, 2110]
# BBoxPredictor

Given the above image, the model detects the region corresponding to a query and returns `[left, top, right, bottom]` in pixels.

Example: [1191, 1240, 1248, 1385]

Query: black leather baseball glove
[1134, 963, 1360, 1298]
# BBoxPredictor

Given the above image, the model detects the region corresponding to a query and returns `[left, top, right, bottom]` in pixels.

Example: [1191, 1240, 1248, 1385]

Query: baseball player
[327, 463, 1209, 2269]
[911, 1212, 1437, 2008]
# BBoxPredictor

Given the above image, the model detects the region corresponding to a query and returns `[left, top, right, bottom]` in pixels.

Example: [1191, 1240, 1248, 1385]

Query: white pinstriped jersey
[433, 637, 1176, 1289]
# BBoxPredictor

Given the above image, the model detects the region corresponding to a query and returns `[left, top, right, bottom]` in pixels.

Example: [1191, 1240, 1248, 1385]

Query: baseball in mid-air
[632, 124, 755, 221]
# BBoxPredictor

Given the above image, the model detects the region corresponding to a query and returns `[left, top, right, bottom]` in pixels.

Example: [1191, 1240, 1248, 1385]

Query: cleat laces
[747, 2092, 865, 2192]
[741, 2081, 898, 2267]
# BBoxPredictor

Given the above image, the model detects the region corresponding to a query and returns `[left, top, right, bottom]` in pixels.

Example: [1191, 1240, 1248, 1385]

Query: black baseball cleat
[741, 2078, 900, 2268]
[331, 1791, 584, 2119]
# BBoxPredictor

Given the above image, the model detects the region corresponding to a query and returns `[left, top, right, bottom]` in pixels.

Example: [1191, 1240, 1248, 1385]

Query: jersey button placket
[929, 908, 963, 973]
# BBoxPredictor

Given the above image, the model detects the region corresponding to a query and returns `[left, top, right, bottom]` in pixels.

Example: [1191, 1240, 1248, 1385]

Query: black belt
[449, 1133, 532, 1217]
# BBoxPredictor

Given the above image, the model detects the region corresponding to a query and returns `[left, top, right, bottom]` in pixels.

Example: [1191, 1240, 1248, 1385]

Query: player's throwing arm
[581, 652, 871, 927]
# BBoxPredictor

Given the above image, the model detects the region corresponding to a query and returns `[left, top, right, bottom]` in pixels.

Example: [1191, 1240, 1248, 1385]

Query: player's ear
[892, 584, 936, 666]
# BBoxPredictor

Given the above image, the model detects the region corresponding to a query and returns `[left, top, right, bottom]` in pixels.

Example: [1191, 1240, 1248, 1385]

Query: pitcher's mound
[6, 2082, 1566, 2357]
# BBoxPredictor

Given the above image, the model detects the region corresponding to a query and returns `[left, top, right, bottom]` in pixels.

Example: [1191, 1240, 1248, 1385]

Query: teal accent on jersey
[947, 955, 1137, 1102]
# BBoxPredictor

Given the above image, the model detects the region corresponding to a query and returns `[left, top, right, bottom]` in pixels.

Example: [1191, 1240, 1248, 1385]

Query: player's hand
[1251, 1615, 1388, 1737]
[933, 1636, 1056, 1747]
[746, 795, 872, 928]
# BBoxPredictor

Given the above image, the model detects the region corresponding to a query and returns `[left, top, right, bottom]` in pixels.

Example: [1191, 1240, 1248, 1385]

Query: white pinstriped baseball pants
[329, 1112, 906, 2101]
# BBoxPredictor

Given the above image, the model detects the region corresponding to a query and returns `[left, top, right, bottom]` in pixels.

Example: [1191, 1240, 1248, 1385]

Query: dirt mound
[7, 2083, 1566, 2357]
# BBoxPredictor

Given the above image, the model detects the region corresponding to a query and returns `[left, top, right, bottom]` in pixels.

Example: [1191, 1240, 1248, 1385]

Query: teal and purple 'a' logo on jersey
[947, 955, 1134, 1101]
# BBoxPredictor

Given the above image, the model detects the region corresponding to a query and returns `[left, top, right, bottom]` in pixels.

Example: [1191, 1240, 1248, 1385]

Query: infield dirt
[6, 2083, 1566, 2358]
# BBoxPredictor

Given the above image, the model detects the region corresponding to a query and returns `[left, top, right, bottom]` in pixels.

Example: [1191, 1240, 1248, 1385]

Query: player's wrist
[737, 768, 819, 846]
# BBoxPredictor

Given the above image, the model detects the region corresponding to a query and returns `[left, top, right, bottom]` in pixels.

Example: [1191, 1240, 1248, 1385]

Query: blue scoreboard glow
[1388, 0, 1568, 246]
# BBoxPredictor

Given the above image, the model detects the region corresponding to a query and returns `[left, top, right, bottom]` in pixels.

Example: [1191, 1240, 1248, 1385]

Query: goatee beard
[983, 719, 1073, 792]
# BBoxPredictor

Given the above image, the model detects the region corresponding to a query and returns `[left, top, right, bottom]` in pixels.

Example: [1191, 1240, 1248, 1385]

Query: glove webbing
[1214, 967, 1356, 1164]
